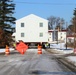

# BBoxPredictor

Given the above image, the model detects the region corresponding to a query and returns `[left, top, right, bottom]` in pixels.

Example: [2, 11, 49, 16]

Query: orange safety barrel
[38, 44, 42, 54]
[5, 45, 10, 55]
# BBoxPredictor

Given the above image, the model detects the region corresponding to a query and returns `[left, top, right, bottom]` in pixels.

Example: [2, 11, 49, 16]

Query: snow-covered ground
[49, 43, 73, 54]
[50, 43, 73, 50]
[66, 56, 76, 66]
[0, 48, 14, 53]
[50, 43, 76, 66]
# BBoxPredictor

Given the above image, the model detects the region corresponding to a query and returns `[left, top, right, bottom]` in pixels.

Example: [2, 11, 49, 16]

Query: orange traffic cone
[5, 45, 10, 55]
[38, 44, 42, 54]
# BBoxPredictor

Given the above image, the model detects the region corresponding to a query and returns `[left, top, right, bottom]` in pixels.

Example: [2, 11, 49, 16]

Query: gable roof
[16, 14, 48, 22]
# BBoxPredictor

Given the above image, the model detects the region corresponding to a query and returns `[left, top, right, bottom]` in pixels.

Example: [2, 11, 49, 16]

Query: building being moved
[15, 14, 48, 45]
[12, 14, 67, 46]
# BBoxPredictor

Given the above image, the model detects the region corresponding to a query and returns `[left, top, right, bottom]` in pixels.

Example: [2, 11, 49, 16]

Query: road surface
[0, 49, 75, 75]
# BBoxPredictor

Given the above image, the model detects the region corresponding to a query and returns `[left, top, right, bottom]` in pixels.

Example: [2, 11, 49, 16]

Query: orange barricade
[38, 45, 42, 54]
[5, 45, 10, 55]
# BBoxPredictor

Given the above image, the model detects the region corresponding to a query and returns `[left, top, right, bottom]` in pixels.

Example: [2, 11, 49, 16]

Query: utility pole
[66, 22, 67, 49]
[60, 21, 62, 49]
[60, 21, 62, 42]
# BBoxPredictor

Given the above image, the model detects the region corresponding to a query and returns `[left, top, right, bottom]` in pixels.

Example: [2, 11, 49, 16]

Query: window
[21, 23, 24, 27]
[39, 23, 43, 27]
[21, 33, 24, 37]
[39, 33, 43, 37]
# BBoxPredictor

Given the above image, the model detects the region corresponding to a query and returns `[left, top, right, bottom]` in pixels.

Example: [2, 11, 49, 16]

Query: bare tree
[55, 18, 65, 30]
[47, 16, 56, 30]
[47, 16, 65, 30]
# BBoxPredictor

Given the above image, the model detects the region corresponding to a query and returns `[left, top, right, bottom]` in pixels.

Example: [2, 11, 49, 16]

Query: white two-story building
[48, 30, 67, 43]
[15, 14, 48, 45]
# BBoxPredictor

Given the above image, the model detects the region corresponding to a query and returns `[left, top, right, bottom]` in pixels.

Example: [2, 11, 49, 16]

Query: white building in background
[48, 30, 53, 43]
[48, 30, 67, 43]
[15, 14, 48, 44]
[58, 30, 67, 42]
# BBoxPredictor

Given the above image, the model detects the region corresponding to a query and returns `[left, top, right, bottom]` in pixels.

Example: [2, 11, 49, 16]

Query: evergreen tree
[73, 8, 76, 17]
[0, 0, 16, 47]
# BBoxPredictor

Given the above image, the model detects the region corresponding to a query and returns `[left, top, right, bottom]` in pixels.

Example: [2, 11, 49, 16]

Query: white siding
[16, 14, 48, 42]
[58, 31, 66, 42]
[48, 32, 53, 42]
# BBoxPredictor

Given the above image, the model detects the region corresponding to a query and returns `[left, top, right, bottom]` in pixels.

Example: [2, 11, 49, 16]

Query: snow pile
[50, 43, 73, 54]
[66, 56, 76, 66]
[50, 43, 73, 50]
[63, 50, 73, 54]
[50, 43, 65, 49]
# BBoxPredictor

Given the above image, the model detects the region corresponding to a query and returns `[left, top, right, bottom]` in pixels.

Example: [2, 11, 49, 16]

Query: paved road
[0, 49, 75, 75]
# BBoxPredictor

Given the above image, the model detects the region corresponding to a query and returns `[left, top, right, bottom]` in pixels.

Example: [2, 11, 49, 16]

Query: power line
[14, 1, 76, 5]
